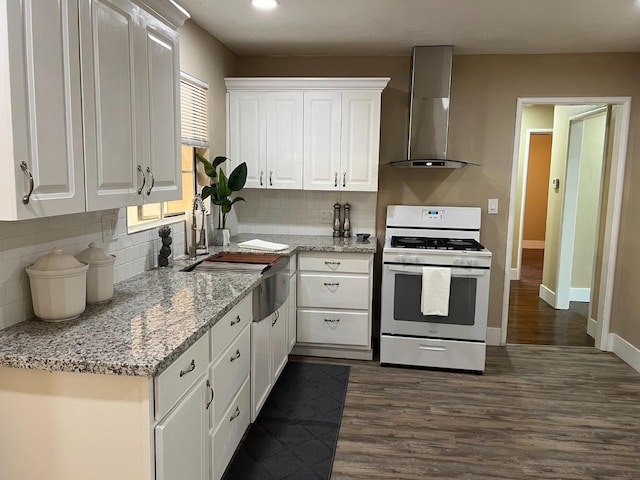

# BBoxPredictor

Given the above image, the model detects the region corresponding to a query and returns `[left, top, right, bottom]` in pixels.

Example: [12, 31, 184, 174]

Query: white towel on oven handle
[421, 267, 451, 316]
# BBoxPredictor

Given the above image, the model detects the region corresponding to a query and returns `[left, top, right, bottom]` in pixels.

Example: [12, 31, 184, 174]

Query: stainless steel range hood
[391, 46, 479, 168]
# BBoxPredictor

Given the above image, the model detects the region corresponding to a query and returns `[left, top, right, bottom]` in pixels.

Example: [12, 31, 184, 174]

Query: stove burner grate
[391, 236, 484, 251]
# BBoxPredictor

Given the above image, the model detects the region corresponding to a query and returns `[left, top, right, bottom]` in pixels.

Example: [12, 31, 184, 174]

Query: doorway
[502, 97, 631, 351]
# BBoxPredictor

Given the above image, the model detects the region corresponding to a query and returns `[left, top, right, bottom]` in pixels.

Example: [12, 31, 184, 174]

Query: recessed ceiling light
[252, 0, 279, 10]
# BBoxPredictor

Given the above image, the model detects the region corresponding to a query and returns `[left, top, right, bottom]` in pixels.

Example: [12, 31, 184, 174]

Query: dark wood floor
[508, 249, 594, 346]
[303, 346, 640, 479]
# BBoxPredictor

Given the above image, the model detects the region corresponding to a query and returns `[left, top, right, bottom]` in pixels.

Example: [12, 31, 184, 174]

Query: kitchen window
[127, 72, 209, 232]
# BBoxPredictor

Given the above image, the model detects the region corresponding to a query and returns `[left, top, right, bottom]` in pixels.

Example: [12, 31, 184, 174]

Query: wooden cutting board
[205, 252, 282, 265]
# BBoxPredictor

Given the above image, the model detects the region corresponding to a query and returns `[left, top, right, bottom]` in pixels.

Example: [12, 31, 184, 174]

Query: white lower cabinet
[155, 376, 210, 480]
[250, 303, 289, 421]
[294, 252, 374, 360]
[211, 378, 251, 480]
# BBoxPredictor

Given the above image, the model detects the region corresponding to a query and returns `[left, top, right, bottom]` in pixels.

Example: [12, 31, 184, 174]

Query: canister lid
[76, 242, 116, 266]
[28, 248, 87, 272]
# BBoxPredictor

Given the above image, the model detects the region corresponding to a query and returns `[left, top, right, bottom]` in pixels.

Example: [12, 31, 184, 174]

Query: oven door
[381, 262, 490, 342]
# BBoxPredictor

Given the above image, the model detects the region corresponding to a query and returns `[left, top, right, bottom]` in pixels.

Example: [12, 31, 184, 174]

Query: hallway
[507, 249, 594, 346]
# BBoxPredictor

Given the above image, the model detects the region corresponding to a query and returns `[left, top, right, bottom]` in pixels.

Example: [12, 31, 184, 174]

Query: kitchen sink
[182, 253, 290, 323]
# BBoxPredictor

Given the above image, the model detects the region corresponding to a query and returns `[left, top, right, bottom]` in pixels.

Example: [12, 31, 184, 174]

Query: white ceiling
[178, 0, 640, 56]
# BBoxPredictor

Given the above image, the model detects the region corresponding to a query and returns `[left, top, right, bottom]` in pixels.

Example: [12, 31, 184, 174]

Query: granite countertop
[0, 234, 376, 378]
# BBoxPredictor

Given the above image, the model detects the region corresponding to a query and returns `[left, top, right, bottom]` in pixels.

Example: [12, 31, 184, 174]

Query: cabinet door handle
[146, 167, 155, 195]
[230, 406, 240, 422]
[272, 310, 279, 326]
[259, 171, 264, 186]
[20, 162, 34, 204]
[324, 318, 340, 323]
[179, 359, 195, 377]
[136, 165, 146, 195]
[205, 379, 214, 410]
[342, 172, 346, 188]
[269, 171, 273, 186]
[323, 282, 340, 287]
[334, 172, 338, 187]
[324, 261, 340, 267]
[230, 349, 241, 362]
[230, 315, 241, 326]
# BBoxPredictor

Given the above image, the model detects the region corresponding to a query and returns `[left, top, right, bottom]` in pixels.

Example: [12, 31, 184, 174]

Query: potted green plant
[196, 153, 247, 246]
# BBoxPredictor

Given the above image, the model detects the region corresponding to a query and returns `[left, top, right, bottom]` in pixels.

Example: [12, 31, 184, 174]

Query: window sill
[127, 214, 187, 235]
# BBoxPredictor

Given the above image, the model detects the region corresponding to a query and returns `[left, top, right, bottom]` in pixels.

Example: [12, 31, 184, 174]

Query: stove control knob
[411, 255, 420, 264]
[396, 255, 407, 263]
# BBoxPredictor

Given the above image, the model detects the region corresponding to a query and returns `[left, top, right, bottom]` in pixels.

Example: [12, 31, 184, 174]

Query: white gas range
[380, 206, 492, 373]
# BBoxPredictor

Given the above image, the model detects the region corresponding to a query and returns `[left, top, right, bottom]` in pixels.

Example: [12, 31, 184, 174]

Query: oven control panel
[422, 209, 445, 220]
[453, 257, 478, 267]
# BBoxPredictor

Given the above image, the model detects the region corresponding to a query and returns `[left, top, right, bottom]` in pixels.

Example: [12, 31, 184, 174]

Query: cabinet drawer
[212, 377, 251, 480]
[297, 273, 369, 309]
[211, 325, 250, 426]
[155, 333, 209, 420]
[211, 294, 252, 355]
[298, 252, 371, 273]
[297, 309, 369, 346]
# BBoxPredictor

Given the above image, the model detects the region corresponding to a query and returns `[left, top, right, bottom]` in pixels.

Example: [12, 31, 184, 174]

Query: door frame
[513, 128, 553, 281]
[502, 97, 631, 351]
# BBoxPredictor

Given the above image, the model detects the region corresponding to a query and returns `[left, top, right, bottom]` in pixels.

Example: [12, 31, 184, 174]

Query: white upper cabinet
[228, 91, 266, 189]
[340, 91, 381, 191]
[227, 89, 303, 189]
[266, 92, 304, 189]
[0, 0, 86, 220]
[0, 0, 187, 219]
[226, 77, 388, 192]
[303, 91, 342, 190]
[81, 0, 182, 211]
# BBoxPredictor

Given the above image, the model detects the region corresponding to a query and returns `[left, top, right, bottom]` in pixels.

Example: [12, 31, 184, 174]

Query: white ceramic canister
[26, 248, 89, 322]
[76, 242, 116, 304]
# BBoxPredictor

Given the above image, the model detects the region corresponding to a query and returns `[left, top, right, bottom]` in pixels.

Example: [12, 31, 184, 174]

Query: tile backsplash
[0, 208, 185, 329]
[232, 190, 377, 236]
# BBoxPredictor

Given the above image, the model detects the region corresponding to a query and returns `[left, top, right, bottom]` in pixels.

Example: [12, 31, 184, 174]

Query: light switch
[488, 198, 498, 214]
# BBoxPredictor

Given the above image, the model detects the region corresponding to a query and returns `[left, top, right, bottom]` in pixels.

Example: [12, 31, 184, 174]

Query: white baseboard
[539, 284, 556, 307]
[610, 333, 640, 374]
[587, 317, 597, 338]
[570, 287, 591, 302]
[510, 268, 520, 281]
[522, 240, 545, 249]
[486, 327, 501, 346]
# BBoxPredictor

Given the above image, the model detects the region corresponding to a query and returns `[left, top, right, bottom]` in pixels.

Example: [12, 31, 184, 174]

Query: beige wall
[512, 105, 554, 268]
[235, 53, 640, 347]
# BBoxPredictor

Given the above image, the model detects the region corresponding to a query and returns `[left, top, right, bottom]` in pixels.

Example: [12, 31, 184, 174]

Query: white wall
[0, 209, 185, 330]
[234, 190, 377, 235]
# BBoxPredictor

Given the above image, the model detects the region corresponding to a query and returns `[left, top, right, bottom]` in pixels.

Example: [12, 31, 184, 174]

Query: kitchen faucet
[188, 194, 208, 260]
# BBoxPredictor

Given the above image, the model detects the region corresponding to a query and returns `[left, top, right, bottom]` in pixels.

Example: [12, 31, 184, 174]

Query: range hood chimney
[391, 46, 478, 168]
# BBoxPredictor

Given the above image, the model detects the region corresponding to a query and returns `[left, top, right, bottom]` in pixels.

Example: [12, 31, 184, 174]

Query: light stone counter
[0, 234, 376, 377]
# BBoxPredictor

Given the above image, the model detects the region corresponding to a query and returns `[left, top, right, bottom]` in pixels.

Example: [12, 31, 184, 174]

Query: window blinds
[180, 72, 209, 147]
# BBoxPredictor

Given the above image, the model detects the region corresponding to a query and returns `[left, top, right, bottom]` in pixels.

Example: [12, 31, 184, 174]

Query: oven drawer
[380, 335, 486, 372]
[297, 309, 369, 346]
[297, 273, 369, 309]
[298, 252, 371, 274]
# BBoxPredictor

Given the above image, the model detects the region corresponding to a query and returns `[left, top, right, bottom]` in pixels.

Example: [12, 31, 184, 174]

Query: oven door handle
[386, 264, 486, 277]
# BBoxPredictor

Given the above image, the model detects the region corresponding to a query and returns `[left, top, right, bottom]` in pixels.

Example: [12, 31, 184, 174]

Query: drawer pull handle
[418, 345, 447, 352]
[324, 261, 341, 267]
[179, 359, 195, 377]
[323, 282, 340, 287]
[272, 310, 279, 327]
[20, 161, 34, 204]
[230, 349, 241, 362]
[324, 318, 340, 323]
[230, 315, 241, 326]
[136, 165, 146, 195]
[230, 406, 240, 422]
[205, 379, 214, 410]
